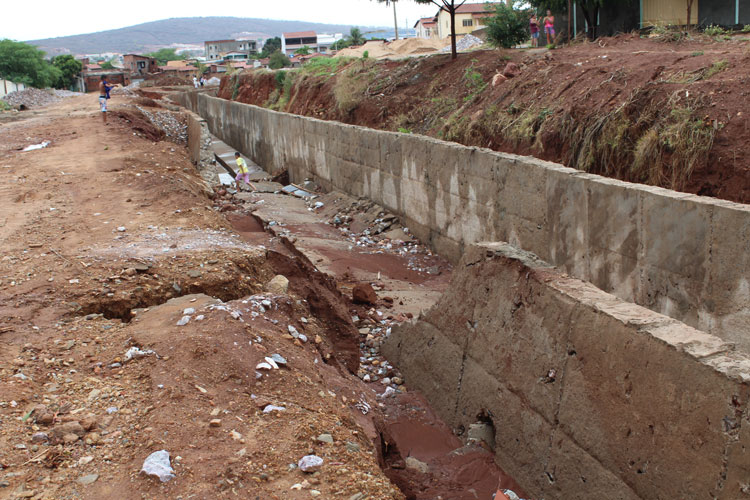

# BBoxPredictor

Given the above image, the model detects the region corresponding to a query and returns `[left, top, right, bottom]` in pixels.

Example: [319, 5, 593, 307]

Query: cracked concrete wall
[383, 242, 750, 500]
[179, 92, 750, 351]
[184, 110, 217, 184]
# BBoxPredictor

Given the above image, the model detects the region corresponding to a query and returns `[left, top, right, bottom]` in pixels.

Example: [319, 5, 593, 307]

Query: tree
[331, 38, 353, 51]
[350, 27, 366, 46]
[145, 48, 183, 65]
[374, 0, 468, 59]
[0, 39, 61, 88]
[686, 0, 696, 29]
[51, 54, 82, 89]
[486, 4, 529, 48]
[295, 45, 312, 55]
[100, 59, 115, 69]
[269, 50, 291, 69]
[260, 37, 282, 58]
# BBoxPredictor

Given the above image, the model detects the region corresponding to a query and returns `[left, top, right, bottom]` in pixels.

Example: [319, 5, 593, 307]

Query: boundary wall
[383, 243, 750, 500]
[178, 91, 750, 350]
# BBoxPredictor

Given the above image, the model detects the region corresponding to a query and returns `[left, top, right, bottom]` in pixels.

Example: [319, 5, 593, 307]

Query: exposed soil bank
[219, 34, 750, 204]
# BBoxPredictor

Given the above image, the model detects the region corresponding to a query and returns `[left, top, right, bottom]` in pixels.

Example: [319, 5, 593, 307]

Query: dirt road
[0, 93, 523, 499]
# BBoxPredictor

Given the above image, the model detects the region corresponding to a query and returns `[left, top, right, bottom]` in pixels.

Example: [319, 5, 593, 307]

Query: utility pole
[568, 0, 571, 42]
[393, 1, 399, 40]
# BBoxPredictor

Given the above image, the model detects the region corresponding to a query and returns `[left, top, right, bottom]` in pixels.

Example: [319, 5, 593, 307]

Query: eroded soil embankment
[220, 33, 750, 204]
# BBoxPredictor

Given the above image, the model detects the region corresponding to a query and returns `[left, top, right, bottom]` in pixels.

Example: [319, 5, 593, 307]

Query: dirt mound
[337, 37, 448, 59]
[223, 34, 750, 204]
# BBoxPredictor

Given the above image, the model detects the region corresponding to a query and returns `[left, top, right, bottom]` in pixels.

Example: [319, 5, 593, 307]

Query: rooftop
[283, 31, 316, 38]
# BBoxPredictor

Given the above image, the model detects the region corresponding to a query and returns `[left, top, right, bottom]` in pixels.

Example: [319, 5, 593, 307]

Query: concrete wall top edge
[469, 241, 750, 383]
[197, 93, 750, 213]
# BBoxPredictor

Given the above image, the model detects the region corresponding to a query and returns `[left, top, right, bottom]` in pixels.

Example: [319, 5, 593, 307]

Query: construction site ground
[0, 93, 523, 499]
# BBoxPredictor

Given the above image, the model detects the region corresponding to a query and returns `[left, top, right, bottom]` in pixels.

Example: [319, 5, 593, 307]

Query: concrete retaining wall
[383, 242, 750, 500]
[178, 92, 750, 350]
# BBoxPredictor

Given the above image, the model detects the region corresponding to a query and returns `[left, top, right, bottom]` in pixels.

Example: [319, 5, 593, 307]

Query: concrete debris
[77, 474, 99, 485]
[441, 34, 484, 53]
[2, 88, 81, 108]
[141, 450, 175, 483]
[135, 105, 187, 144]
[298, 455, 324, 473]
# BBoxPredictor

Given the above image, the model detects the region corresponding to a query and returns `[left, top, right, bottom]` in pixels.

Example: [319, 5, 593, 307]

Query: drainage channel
[219, 185, 529, 499]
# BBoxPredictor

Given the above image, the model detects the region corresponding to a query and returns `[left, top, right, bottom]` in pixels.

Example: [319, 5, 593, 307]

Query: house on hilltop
[435, 3, 498, 39]
[281, 31, 344, 55]
[204, 39, 258, 61]
[123, 54, 158, 76]
[414, 17, 438, 39]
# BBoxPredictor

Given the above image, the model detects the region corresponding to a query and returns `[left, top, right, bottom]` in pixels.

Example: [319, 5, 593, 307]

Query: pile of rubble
[2, 88, 81, 108]
[111, 81, 140, 96]
[135, 105, 187, 144]
[442, 34, 484, 53]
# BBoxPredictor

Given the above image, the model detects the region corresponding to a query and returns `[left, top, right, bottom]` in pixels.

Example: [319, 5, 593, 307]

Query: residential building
[80, 71, 126, 93]
[316, 33, 345, 54]
[436, 3, 498, 39]
[123, 54, 158, 76]
[281, 31, 318, 55]
[204, 39, 258, 61]
[414, 17, 438, 38]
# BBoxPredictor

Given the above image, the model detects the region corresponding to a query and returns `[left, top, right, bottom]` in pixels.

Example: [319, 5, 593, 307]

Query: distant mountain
[28, 17, 377, 56]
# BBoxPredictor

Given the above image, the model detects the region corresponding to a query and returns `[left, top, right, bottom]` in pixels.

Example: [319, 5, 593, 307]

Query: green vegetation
[333, 61, 376, 114]
[295, 46, 312, 56]
[0, 100, 11, 111]
[259, 37, 282, 58]
[0, 39, 62, 88]
[269, 51, 291, 69]
[398, 127, 412, 134]
[742, 25, 750, 33]
[690, 51, 704, 56]
[350, 27, 366, 46]
[299, 56, 355, 77]
[362, 51, 369, 60]
[485, 4, 529, 49]
[51, 55, 82, 89]
[703, 59, 728, 79]
[145, 48, 183, 65]
[703, 24, 727, 37]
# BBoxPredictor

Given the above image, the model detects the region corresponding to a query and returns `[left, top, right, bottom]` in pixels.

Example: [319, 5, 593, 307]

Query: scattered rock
[502, 62, 521, 78]
[346, 442, 361, 453]
[405, 456, 430, 473]
[298, 455, 324, 473]
[183, 307, 195, 315]
[492, 72, 508, 87]
[187, 270, 202, 278]
[77, 474, 99, 485]
[209, 419, 222, 427]
[141, 450, 175, 483]
[31, 432, 49, 443]
[270, 353, 287, 366]
[316, 434, 334, 444]
[78, 456, 94, 466]
[176, 315, 190, 326]
[263, 405, 286, 413]
[352, 284, 378, 305]
[265, 275, 289, 294]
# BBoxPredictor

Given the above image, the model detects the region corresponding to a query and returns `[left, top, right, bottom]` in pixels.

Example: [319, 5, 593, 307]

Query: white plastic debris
[183, 308, 195, 315]
[176, 315, 190, 326]
[141, 450, 175, 482]
[124, 346, 154, 362]
[22, 141, 51, 152]
[263, 404, 286, 413]
[298, 455, 324, 473]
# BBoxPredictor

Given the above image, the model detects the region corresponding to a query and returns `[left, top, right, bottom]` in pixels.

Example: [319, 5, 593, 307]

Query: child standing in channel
[529, 14, 540, 47]
[234, 152, 250, 190]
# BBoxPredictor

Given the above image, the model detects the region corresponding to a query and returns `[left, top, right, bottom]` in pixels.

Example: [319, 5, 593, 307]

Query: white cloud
[1, 0, 439, 41]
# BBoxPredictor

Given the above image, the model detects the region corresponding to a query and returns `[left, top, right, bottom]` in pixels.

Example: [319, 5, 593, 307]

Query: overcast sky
[1, 0, 439, 41]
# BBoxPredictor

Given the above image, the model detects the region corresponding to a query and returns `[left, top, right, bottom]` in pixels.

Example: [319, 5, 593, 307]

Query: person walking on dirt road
[543, 10, 555, 45]
[98, 76, 116, 124]
[234, 152, 250, 191]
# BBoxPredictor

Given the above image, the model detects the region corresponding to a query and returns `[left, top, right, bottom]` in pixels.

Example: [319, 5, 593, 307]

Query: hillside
[218, 33, 750, 204]
[28, 16, 368, 55]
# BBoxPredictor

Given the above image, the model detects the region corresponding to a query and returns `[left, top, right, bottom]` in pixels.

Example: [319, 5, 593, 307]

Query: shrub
[704, 24, 726, 37]
[269, 51, 291, 70]
[485, 4, 529, 49]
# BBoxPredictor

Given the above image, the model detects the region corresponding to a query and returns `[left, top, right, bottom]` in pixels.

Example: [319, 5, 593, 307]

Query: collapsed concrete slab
[382, 242, 750, 500]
